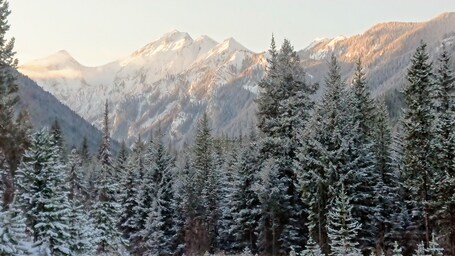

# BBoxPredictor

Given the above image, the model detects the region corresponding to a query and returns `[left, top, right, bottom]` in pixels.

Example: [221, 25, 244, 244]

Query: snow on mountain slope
[19, 30, 264, 146]
[300, 12, 455, 95]
[18, 13, 455, 146]
[16, 72, 120, 154]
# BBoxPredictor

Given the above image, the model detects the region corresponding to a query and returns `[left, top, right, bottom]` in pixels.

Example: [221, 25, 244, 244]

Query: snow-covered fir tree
[0, 199, 32, 255]
[67, 201, 98, 255]
[0, 0, 29, 206]
[91, 101, 126, 254]
[402, 41, 434, 246]
[16, 129, 71, 255]
[231, 130, 261, 253]
[430, 44, 455, 256]
[301, 237, 325, 256]
[119, 137, 145, 252]
[424, 233, 444, 256]
[255, 157, 286, 255]
[142, 135, 177, 255]
[187, 113, 218, 254]
[216, 143, 238, 252]
[327, 184, 361, 256]
[257, 37, 316, 254]
[67, 148, 86, 202]
[344, 59, 380, 254]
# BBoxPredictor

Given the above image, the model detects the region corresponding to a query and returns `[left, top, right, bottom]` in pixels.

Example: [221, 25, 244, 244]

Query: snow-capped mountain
[20, 30, 265, 146]
[18, 13, 455, 146]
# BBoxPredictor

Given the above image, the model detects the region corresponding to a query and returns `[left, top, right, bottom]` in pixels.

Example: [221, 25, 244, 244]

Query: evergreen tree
[345, 61, 380, 254]
[91, 100, 125, 253]
[142, 136, 176, 255]
[216, 145, 238, 252]
[16, 129, 72, 255]
[413, 242, 427, 256]
[50, 119, 65, 154]
[298, 55, 361, 254]
[426, 233, 444, 256]
[231, 131, 261, 253]
[402, 41, 434, 246]
[79, 137, 90, 164]
[119, 137, 145, 251]
[67, 148, 86, 202]
[0, 0, 29, 205]
[430, 44, 455, 255]
[67, 201, 98, 255]
[301, 237, 325, 256]
[0, 200, 32, 255]
[187, 113, 217, 254]
[114, 141, 128, 202]
[257, 37, 316, 255]
[327, 185, 361, 256]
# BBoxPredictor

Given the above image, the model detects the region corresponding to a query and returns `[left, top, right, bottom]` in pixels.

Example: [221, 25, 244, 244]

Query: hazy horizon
[10, 0, 455, 66]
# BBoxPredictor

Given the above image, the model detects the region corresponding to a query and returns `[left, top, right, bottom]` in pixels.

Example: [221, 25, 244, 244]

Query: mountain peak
[48, 50, 77, 62]
[132, 30, 194, 57]
[161, 29, 193, 42]
[22, 49, 82, 69]
[434, 12, 455, 20]
[216, 37, 249, 53]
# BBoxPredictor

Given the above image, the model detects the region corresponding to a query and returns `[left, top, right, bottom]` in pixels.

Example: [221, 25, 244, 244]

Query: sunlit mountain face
[19, 13, 455, 147]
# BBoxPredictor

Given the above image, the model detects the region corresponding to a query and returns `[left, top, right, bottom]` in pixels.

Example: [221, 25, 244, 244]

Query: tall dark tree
[0, 0, 29, 205]
[297, 55, 346, 254]
[402, 41, 434, 247]
[91, 100, 125, 254]
[231, 130, 261, 253]
[257, 37, 316, 254]
[431, 44, 455, 255]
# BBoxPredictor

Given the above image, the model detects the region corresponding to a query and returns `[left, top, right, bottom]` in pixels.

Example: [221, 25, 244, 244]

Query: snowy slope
[19, 30, 264, 146]
[18, 13, 455, 146]
[16, 73, 119, 154]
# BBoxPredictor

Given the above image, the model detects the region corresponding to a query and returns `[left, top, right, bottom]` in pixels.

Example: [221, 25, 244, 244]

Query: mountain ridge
[18, 13, 455, 146]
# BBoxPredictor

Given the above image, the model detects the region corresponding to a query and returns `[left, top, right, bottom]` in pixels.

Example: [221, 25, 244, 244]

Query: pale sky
[9, 0, 455, 67]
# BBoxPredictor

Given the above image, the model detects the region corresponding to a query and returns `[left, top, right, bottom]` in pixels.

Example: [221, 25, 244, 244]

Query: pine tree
[119, 137, 145, 251]
[91, 100, 125, 254]
[297, 55, 356, 254]
[67, 148, 86, 202]
[187, 113, 217, 254]
[402, 41, 434, 246]
[50, 119, 65, 155]
[16, 129, 72, 255]
[142, 135, 176, 255]
[327, 185, 361, 256]
[67, 201, 98, 255]
[0, 200, 32, 255]
[301, 237, 325, 256]
[257, 37, 316, 255]
[344, 61, 380, 254]
[0, 0, 29, 206]
[413, 242, 427, 256]
[113, 141, 128, 202]
[231, 131, 261, 253]
[430, 44, 455, 255]
[216, 144, 238, 252]
[79, 137, 90, 164]
[426, 233, 444, 256]
[130, 135, 157, 254]
[255, 157, 286, 256]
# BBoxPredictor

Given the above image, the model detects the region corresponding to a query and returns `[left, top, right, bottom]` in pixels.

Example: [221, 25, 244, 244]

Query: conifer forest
[1, 1, 455, 256]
